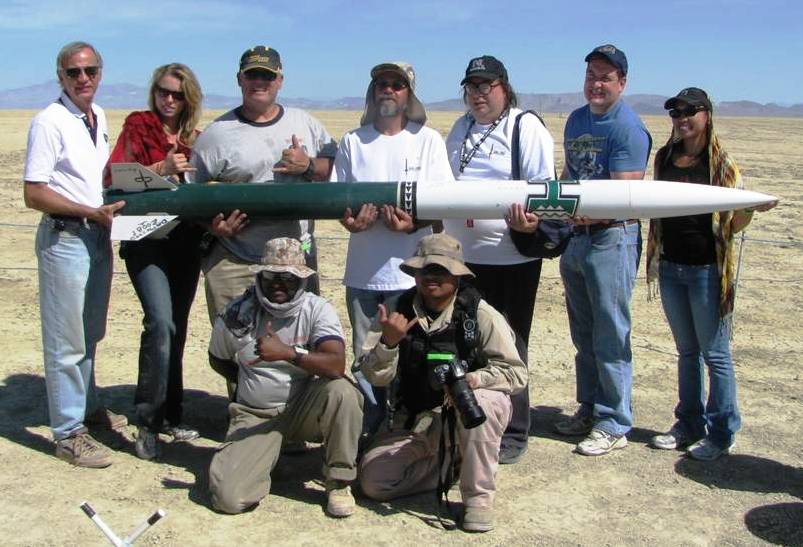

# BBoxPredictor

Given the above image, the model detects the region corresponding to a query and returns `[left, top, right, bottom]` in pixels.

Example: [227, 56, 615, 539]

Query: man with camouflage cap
[207, 237, 363, 518]
[332, 61, 453, 441]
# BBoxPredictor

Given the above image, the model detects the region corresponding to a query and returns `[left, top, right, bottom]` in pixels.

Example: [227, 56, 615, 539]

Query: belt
[46, 214, 97, 230]
[572, 219, 638, 235]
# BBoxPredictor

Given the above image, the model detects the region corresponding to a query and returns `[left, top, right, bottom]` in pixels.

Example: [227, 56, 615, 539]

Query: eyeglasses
[464, 81, 500, 96]
[584, 71, 619, 85]
[669, 106, 705, 119]
[260, 271, 297, 282]
[155, 86, 185, 101]
[63, 66, 100, 80]
[375, 79, 408, 91]
[243, 70, 278, 82]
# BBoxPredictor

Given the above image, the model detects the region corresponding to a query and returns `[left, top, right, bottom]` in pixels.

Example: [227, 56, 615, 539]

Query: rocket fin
[109, 163, 178, 192]
[111, 215, 180, 241]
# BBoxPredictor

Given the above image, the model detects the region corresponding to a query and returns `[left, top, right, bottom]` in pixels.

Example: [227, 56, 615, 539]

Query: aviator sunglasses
[375, 79, 408, 91]
[669, 105, 705, 119]
[464, 81, 500, 96]
[156, 86, 186, 101]
[64, 66, 100, 79]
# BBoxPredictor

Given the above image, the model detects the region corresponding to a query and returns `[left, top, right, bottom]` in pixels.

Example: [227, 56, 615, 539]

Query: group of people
[23, 40, 775, 532]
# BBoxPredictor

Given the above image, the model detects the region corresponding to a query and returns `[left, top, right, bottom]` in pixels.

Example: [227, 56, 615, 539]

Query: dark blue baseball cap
[585, 44, 628, 76]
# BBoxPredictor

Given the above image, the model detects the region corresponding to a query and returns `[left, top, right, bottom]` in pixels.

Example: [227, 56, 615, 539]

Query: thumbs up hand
[163, 140, 195, 178]
[273, 134, 312, 176]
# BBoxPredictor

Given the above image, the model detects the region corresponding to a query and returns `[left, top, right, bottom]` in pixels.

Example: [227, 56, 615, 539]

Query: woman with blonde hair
[646, 87, 775, 461]
[107, 63, 204, 460]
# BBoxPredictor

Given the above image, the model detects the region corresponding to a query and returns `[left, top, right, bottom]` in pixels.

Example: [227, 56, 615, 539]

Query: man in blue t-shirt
[555, 44, 651, 456]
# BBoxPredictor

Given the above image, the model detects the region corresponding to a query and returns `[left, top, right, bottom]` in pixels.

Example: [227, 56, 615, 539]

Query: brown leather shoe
[325, 480, 355, 518]
[463, 506, 494, 533]
[85, 408, 128, 431]
[55, 429, 112, 468]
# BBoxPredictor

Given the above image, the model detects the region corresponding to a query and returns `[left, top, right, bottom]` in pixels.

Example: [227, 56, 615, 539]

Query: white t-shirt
[209, 290, 345, 410]
[443, 108, 555, 265]
[332, 122, 454, 290]
[190, 106, 337, 262]
[23, 92, 110, 208]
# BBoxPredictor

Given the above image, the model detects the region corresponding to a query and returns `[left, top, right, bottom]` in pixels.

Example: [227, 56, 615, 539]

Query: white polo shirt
[23, 92, 109, 208]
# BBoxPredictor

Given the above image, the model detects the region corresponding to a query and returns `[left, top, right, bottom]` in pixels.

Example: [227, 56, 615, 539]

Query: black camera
[427, 353, 486, 429]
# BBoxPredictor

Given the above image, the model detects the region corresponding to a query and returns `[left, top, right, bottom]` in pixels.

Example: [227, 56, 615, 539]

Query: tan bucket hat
[400, 233, 475, 278]
[360, 61, 427, 126]
[249, 237, 316, 278]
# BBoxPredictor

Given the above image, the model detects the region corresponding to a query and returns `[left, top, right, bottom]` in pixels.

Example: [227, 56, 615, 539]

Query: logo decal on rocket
[525, 180, 581, 218]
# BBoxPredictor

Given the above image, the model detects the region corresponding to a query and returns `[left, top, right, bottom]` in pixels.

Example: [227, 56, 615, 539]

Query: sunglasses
[155, 86, 185, 101]
[420, 264, 451, 276]
[464, 81, 500, 96]
[375, 79, 408, 91]
[260, 271, 298, 282]
[669, 105, 705, 119]
[243, 70, 278, 82]
[64, 66, 100, 80]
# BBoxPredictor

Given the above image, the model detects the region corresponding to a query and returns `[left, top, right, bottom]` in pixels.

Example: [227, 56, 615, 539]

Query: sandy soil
[0, 110, 801, 546]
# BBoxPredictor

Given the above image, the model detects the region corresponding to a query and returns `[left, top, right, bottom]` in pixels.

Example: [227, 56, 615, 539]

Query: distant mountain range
[3, 80, 802, 118]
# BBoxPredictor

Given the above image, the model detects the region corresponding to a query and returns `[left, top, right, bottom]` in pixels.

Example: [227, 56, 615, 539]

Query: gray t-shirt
[190, 106, 337, 262]
[209, 290, 345, 409]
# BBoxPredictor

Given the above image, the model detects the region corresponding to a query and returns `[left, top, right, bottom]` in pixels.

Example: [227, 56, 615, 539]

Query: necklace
[458, 109, 509, 173]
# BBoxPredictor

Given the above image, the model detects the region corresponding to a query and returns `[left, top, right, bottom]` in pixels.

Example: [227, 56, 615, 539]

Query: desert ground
[0, 108, 801, 546]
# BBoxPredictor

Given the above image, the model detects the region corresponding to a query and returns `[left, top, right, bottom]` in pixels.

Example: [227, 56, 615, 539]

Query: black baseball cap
[460, 55, 508, 85]
[585, 44, 628, 76]
[240, 45, 282, 75]
[664, 87, 713, 111]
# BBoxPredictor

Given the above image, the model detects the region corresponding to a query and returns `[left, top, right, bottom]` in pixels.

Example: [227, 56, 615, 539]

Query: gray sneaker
[650, 423, 692, 450]
[135, 427, 161, 461]
[576, 428, 628, 456]
[686, 438, 734, 461]
[554, 409, 594, 436]
[55, 429, 112, 468]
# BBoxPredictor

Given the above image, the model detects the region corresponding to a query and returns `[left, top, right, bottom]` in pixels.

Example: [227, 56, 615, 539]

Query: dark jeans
[466, 259, 543, 450]
[123, 223, 202, 432]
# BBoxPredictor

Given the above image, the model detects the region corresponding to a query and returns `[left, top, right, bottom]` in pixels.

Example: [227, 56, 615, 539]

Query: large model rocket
[106, 163, 777, 241]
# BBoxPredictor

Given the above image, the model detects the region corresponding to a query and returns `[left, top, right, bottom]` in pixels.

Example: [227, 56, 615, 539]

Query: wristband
[302, 159, 316, 181]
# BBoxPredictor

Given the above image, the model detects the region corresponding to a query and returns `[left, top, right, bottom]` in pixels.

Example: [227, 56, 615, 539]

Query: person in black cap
[443, 55, 556, 464]
[189, 45, 338, 395]
[645, 87, 776, 461]
[555, 44, 651, 456]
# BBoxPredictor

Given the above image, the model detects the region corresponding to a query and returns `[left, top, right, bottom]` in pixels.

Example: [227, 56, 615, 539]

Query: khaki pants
[209, 377, 364, 514]
[202, 243, 255, 326]
[359, 389, 511, 508]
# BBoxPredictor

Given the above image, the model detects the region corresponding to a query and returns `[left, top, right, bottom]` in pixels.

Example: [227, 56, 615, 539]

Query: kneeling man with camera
[357, 233, 526, 532]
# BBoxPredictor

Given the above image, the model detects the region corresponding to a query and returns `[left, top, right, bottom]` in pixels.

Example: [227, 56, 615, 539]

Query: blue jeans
[36, 216, 112, 440]
[659, 260, 740, 449]
[346, 286, 406, 436]
[559, 222, 640, 437]
[123, 223, 202, 432]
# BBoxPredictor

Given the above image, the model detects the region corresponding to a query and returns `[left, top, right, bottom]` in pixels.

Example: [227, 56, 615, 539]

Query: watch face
[294, 345, 309, 355]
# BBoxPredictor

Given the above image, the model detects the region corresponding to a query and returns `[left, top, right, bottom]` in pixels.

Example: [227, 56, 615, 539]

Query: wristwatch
[291, 345, 309, 365]
[302, 158, 316, 181]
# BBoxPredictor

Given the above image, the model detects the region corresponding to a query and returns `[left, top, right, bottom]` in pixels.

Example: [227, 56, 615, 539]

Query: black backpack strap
[436, 404, 460, 530]
[511, 109, 554, 180]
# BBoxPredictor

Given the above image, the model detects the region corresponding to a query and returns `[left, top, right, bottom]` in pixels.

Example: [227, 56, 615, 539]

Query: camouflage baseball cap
[249, 238, 315, 278]
[400, 233, 475, 278]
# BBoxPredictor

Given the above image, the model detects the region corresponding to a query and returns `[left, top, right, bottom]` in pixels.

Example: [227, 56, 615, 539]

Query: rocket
[106, 163, 777, 241]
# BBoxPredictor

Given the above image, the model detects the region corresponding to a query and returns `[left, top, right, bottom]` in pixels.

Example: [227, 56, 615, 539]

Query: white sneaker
[576, 428, 627, 456]
[650, 423, 693, 450]
[686, 438, 734, 461]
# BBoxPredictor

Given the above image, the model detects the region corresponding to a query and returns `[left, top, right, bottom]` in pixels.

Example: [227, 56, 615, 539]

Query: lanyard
[458, 109, 508, 174]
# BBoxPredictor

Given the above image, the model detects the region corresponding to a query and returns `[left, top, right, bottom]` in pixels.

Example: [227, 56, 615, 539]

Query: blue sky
[2, 0, 802, 104]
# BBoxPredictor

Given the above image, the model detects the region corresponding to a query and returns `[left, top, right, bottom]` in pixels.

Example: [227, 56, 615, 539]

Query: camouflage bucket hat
[400, 233, 475, 278]
[360, 61, 427, 126]
[249, 237, 316, 278]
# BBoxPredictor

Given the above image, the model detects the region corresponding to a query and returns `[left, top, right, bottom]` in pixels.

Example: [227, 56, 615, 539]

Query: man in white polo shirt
[23, 41, 127, 468]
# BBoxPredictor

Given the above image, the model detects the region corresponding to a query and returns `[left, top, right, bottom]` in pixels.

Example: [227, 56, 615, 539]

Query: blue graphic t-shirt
[563, 100, 651, 180]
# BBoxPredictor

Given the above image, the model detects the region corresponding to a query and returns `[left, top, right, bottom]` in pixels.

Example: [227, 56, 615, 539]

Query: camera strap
[435, 404, 460, 531]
